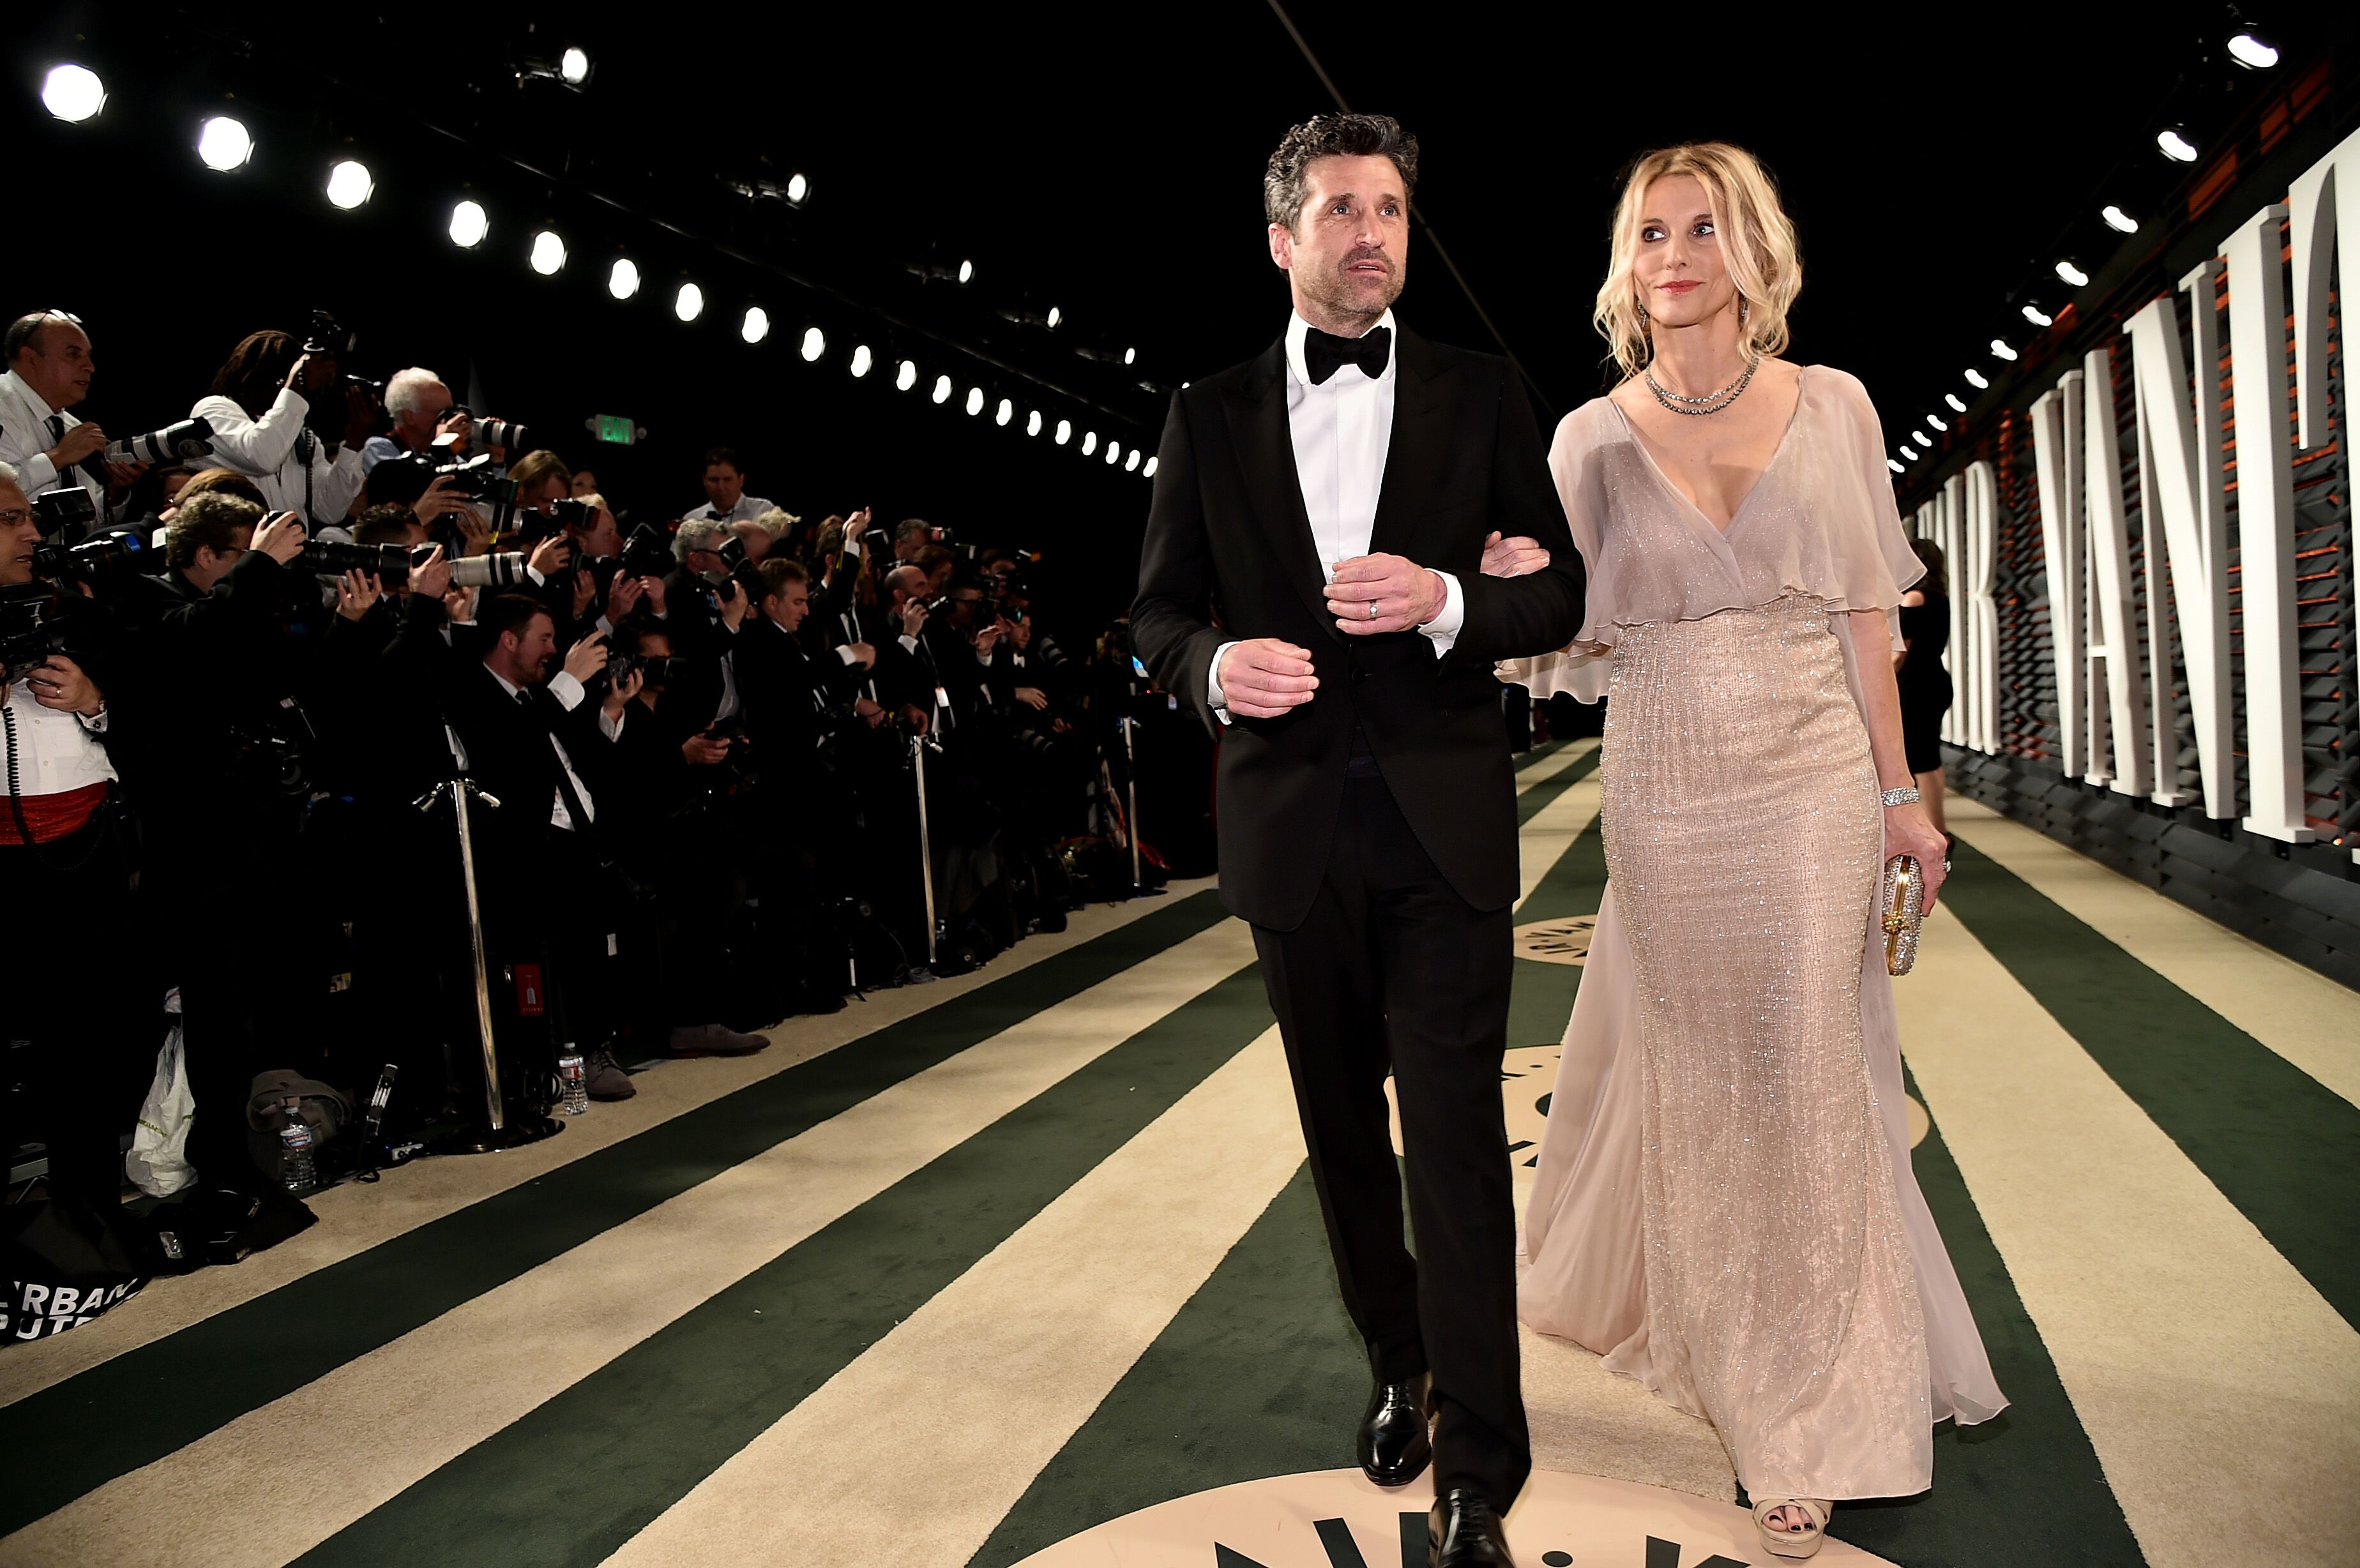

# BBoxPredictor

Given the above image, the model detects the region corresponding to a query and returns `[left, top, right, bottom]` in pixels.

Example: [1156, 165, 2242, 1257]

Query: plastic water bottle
[556, 1052, 589, 1116]
[278, 1098, 317, 1192]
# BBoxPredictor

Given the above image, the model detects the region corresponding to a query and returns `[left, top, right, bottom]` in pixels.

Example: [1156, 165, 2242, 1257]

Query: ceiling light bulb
[1946, 394, 1968, 413]
[995, 398, 1013, 426]
[2157, 127, 2198, 163]
[743, 308, 772, 345]
[530, 230, 568, 275]
[1126, 448, 1142, 472]
[851, 344, 873, 378]
[2101, 204, 2139, 235]
[2055, 259, 2090, 287]
[559, 47, 593, 86]
[801, 326, 828, 361]
[785, 173, 808, 206]
[1990, 338, 2019, 361]
[1926, 414, 1949, 432]
[932, 374, 953, 405]
[448, 199, 490, 248]
[1046, 305, 1062, 329]
[1887, 458, 1905, 474]
[965, 386, 985, 416]
[1897, 446, 1916, 464]
[197, 116, 254, 172]
[608, 257, 640, 299]
[674, 283, 704, 322]
[1026, 410, 1042, 437]
[958, 260, 974, 285]
[2022, 303, 2054, 327]
[324, 160, 373, 209]
[41, 64, 106, 123]
[1144, 456, 1160, 478]
[1105, 441, 1122, 465]
[1082, 432, 1098, 456]
[1124, 347, 1137, 365]
[2227, 33, 2278, 70]
[1055, 419, 1072, 446]
[896, 359, 918, 391]
[1964, 368, 1990, 389]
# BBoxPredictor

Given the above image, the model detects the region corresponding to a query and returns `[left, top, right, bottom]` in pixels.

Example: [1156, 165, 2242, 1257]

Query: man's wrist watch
[1880, 786, 1922, 808]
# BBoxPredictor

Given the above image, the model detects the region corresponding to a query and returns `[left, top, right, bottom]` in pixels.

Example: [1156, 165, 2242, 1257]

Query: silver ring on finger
[1366, 599, 1379, 621]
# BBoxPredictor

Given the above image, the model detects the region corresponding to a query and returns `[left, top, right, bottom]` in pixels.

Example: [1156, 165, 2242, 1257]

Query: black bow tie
[1303, 325, 1391, 386]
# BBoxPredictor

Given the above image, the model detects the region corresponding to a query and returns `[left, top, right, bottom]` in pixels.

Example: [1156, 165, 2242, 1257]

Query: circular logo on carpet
[1387, 1048, 1559, 1170]
[1513, 914, 1599, 965]
[1012, 1468, 1900, 1566]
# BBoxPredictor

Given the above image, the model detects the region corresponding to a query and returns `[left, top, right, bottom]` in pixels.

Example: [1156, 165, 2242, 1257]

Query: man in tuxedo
[1130, 113, 1584, 1567]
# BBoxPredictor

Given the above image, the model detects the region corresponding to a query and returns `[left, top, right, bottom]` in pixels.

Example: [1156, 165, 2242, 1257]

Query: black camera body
[0, 582, 69, 677]
[607, 653, 691, 688]
[31, 531, 147, 587]
[303, 309, 358, 358]
[700, 533, 764, 605]
[30, 487, 97, 540]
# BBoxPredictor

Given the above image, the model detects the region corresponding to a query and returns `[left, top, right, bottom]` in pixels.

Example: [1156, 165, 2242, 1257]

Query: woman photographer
[189, 330, 377, 529]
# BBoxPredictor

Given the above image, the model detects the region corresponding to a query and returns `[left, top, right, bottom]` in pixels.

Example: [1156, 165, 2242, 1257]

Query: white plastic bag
[125, 990, 195, 1198]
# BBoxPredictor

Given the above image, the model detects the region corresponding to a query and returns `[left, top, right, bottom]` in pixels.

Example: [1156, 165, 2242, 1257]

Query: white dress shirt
[487, 667, 623, 831]
[1, 678, 116, 795]
[1206, 311, 1464, 717]
[685, 495, 778, 526]
[190, 391, 367, 524]
[0, 370, 105, 517]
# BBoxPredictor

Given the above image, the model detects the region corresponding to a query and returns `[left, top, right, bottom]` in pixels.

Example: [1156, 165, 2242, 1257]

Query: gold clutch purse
[1882, 854, 1925, 976]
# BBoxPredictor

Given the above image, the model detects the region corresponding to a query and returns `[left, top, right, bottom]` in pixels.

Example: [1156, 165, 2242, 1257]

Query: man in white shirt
[683, 446, 776, 525]
[360, 366, 469, 475]
[0, 312, 140, 522]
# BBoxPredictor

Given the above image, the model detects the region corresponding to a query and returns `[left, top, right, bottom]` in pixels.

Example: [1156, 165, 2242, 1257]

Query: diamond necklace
[1644, 356, 1760, 417]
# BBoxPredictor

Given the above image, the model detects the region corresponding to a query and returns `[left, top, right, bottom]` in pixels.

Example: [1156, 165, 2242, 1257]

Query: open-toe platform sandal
[1751, 1497, 1830, 1559]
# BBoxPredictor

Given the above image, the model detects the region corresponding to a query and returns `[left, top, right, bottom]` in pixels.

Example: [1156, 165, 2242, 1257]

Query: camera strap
[293, 430, 319, 526]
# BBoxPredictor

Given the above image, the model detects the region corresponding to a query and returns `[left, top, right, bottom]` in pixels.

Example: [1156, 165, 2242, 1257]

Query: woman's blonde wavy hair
[1594, 141, 1801, 381]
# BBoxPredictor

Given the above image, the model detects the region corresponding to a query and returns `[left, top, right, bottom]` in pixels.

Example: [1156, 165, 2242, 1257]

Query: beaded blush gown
[1502, 366, 2006, 1504]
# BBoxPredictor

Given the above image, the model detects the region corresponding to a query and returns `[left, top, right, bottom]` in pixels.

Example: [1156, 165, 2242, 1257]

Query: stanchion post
[1119, 714, 1142, 894]
[911, 728, 940, 969]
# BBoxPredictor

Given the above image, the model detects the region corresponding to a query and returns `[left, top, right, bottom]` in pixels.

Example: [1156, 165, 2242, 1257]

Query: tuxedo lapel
[1222, 339, 1342, 641]
[1368, 325, 1456, 562]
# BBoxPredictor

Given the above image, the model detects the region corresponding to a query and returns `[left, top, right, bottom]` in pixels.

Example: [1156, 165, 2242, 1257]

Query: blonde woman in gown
[1504, 144, 2006, 1559]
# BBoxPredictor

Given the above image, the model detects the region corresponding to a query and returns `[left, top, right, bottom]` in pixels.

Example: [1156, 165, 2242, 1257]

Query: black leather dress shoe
[1356, 1373, 1433, 1486]
[1429, 1488, 1515, 1567]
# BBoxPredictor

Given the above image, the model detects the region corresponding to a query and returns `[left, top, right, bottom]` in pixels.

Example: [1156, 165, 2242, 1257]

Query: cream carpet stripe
[1517, 774, 1603, 909]
[0, 882, 1218, 1411]
[1946, 796, 2360, 1108]
[1898, 903, 2360, 1568]
[0, 920, 1260, 1568]
[1516, 737, 1597, 787]
[600, 1029, 1306, 1568]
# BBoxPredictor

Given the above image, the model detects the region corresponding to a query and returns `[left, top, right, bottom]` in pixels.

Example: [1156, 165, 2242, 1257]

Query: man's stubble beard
[1299, 252, 1404, 331]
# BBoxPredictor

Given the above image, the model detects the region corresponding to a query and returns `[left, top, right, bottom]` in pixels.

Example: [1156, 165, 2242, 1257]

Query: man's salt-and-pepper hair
[1263, 113, 1419, 234]
[383, 366, 445, 420]
[674, 517, 730, 562]
[0, 460, 21, 493]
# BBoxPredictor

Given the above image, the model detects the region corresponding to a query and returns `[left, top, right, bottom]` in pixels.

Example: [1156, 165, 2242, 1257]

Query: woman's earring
[1739, 298, 1751, 322]
[1638, 301, 1650, 322]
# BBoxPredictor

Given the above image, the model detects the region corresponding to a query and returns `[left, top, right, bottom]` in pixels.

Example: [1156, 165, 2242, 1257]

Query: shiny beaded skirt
[1596, 595, 1932, 1499]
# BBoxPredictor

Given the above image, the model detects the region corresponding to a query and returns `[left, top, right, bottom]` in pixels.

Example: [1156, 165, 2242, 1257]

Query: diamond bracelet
[1880, 787, 1923, 808]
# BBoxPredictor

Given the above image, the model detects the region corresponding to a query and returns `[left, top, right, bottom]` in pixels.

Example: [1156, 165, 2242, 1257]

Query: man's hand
[974, 622, 1004, 657]
[453, 508, 493, 557]
[683, 730, 734, 767]
[253, 510, 308, 564]
[718, 584, 753, 631]
[335, 570, 383, 621]
[570, 566, 598, 620]
[900, 702, 932, 735]
[603, 665, 642, 719]
[1014, 685, 1050, 711]
[527, 532, 572, 580]
[24, 654, 104, 716]
[854, 696, 886, 728]
[1215, 638, 1319, 719]
[410, 545, 451, 601]
[1326, 554, 1445, 636]
[1479, 530, 1549, 579]
[444, 584, 478, 624]
[342, 383, 379, 449]
[843, 640, 877, 668]
[605, 571, 645, 625]
[103, 459, 149, 492]
[435, 409, 473, 448]
[563, 631, 610, 686]
[413, 475, 471, 525]
[637, 575, 670, 615]
[49, 423, 107, 468]
[285, 352, 316, 391]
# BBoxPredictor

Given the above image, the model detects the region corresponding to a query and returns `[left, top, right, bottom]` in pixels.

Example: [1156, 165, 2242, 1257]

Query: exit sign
[592, 414, 638, 446]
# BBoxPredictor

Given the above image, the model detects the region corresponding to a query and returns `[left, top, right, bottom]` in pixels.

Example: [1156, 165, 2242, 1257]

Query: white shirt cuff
[898, 633, 919, 654]
[596, 614, 615, 637]
[1418, 571, 1464, 657]
[835, 645, 859, 665]
[547, 671, 586, 711]
[977, 647, 996, 668]
[526, 565, 547, 587]
[79, 706, 110, 735]
[1206, 639, 1241, 725]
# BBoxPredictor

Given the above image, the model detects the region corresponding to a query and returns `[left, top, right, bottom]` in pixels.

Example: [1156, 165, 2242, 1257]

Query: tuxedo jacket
[440, 663, 621, 857]
[732, 615, 863, 782]
[1130, 325, 1585, 930]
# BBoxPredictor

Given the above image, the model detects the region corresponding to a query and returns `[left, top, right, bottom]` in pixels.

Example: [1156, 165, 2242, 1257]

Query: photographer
[0, 461, 147, 1207]
[361, 367, 474, 476]
[510, 449, 571, 519]
[684, 447, 775, 526]
[190, 331, 374, 528]
[0, 312, 139, 524]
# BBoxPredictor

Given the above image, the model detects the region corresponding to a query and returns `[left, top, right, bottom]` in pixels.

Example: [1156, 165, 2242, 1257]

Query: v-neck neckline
[1610, 365, 1810, 537]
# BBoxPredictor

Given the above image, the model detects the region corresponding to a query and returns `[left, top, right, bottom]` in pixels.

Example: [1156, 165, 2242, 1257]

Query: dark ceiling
[6, 3, 2350, 626]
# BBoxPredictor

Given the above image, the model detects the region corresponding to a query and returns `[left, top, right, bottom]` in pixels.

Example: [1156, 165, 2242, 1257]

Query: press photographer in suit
[1129, 113, 1584, 1564]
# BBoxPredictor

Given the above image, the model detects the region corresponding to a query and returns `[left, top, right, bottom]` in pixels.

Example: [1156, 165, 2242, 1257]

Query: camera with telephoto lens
[440, 406, 529, 453]
[423, 446, 518, 505]
[30, 487, 96, 540]
[700, 533, 764, 605]
[446, 550, 534, 591]
[32, 531, 148, 586]
[299, 538, 422, 582]
[103, 416, 216, 468]
[303, 309, 358, 358]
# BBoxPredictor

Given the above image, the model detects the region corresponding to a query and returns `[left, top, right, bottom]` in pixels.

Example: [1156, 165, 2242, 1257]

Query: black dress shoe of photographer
[1357, 1373, 1433, 1486]
[1429, 1488, 1515, 1567]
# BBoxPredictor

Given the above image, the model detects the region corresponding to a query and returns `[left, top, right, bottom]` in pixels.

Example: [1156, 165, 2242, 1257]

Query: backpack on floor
[2, 1200, 151, 1346]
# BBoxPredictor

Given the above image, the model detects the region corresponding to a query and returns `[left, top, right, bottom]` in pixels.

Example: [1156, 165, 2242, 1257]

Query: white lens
[197, 116, 254, 172]
[851, 345, 873, 379]
[326, 160, 373, 210]
[531, 230, 567, 275]
[448, 200, 490, 248]
[675, 283, 704, 322]
[42, 64, 106, 123]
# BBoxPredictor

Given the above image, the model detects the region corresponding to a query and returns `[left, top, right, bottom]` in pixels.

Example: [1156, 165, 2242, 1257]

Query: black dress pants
[1250, 771, 1530, 1509]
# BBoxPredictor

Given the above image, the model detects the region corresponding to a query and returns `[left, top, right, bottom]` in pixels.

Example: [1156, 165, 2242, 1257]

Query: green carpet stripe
[296, 964, 1278, 1568]
[1938, 838, 2360, 1330]
[967, 1163, 1359, 1567]
[0, 892, 1232, 1537]
[1504, 764, 1608, 1059]
[1514, 739, 1568, 774]
[1515, 744, 1599, 827]
[1824, 1066, 2146, 1565]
